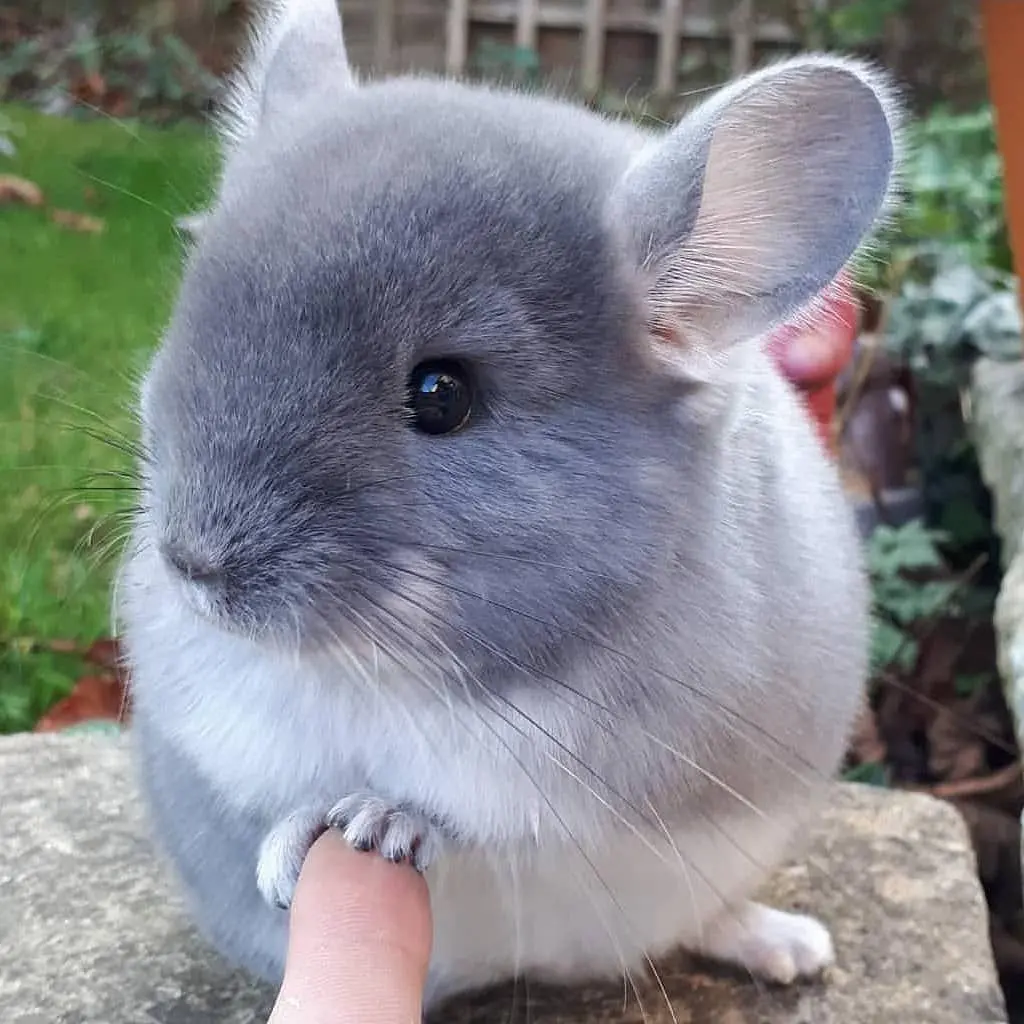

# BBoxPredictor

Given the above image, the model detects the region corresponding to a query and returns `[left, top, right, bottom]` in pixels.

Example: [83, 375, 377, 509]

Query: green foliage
[842, 760, 890, 786]
[812, 0, 910, 48]
[0, 21, 220, 119]
[0, 554, 99, 732]
[877, 254, 1015, 565]
[954, 671, 996, 698]
[0, 103, 214, 732]
[884, 259, 1022, 381]
[469, 41, 542, 89]
[866, 520, 953, 677]
[860, 105, 1012, 299]
[847, 103, 1014, 775]
[868, 520, 948, 575]
[856, 98, 1019, 582]
[897, 107, 1011, 274]
[866, 514, 998, 699]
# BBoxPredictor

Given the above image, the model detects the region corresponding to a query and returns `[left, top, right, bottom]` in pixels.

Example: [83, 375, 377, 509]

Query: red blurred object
[763, 271, 861, 457]
[34, 675, 128, 732]
[32, 637, 131, 733]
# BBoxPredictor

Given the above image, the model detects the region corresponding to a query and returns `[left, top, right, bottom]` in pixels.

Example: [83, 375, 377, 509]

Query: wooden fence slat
[515, 0, 540, 50]
[446, 0, 471, 75]
[729, 0, 755, 78]
[467, 3, 793, 43]
[655, 0, 683, 97]
[581, 0, 607, 96]
[437, 1, 795, 84]
[373, 0, 396, 73]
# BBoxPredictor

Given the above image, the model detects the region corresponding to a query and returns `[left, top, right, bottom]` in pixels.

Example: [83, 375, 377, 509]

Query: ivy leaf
[954, 672, 996, 698]
[914, 581, 959, 618]
[870, 619, 917, 673]
[842, 761, 890, 787]
[867, 520, 948, 578]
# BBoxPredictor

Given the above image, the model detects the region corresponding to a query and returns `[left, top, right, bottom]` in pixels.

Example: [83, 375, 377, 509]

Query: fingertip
[295, 829, 433, 966]
[269, 830, 433, 1024]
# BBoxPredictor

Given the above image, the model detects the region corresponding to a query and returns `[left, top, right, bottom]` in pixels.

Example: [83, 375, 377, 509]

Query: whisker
[355, 574, 665, 832]
[0, 343, 132, 399]
[644, 797, 704, 951]
[36, 386, 145, 438]
[54, 421, 150, 465]
[336, 587, 467, 746]
[466, 682, 675, 1024]
[77, 170, 178, 222]
[375, 556, 822, 787]
[336, 584, 660, 1022]
[428, 601, 765, 819]
[54, 88, 194, 212]
[0, 464, 131, 478]
[358, 574, 869, 1011]
[14, 489, 94, 559]
[367, 572, 770, 903]
[403, 541, 622, 582]
[368, 563, 870, 942]
[63, 484, 141, 496]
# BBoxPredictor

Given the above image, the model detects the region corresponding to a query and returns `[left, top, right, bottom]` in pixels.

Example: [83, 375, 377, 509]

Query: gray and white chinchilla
[116, 0, 901, 1013]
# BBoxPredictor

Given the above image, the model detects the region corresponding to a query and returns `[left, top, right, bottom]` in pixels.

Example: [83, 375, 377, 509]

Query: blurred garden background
[5, 0, 1024, 1013]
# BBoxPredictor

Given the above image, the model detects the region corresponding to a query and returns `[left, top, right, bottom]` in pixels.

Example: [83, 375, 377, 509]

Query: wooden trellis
[349, 1, 796, 100]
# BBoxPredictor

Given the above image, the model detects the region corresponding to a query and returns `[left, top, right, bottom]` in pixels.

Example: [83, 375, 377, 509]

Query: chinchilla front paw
[256, 793, 446, 911]
[256, 805, 330, 911]
[325, 791, 445, 872]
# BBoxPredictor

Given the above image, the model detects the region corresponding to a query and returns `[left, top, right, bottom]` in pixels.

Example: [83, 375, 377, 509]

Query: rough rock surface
[0, 731, 1007, 1023]
[972, 357, 1024, 746]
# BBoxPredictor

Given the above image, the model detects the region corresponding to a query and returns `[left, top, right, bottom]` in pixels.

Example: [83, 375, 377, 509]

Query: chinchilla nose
[160, 540, 224, 587]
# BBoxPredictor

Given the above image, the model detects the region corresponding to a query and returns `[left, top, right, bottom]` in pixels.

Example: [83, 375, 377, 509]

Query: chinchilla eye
[407, 359, 473, 436]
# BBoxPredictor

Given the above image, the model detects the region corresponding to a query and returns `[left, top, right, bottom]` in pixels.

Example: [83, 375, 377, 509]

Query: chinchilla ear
[608, 55, 901, 378]
[219, 0, 355, 148]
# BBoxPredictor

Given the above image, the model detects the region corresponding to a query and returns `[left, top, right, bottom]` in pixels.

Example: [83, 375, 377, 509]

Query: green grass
[0, 104, 216, 732]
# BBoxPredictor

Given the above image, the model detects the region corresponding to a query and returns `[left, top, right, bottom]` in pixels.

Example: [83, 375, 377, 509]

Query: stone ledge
[973, 357, 1024, 569]
[0, 732, 1007, 1023]
[972, 357, 1024, 748]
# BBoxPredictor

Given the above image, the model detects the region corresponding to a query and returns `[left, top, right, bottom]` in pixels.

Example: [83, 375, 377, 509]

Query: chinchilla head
[132, 0, 899, 683]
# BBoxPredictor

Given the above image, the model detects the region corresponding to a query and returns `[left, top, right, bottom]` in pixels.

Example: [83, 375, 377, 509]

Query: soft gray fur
[117, 0, 900, 1014]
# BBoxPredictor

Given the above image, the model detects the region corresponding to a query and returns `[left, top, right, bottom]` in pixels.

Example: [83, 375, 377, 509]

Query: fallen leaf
[875, 681, 930, 783]
[71, 71, 107, 105]
[915, 624, 966, 702]
[50, 209, 105, 234]
[0, 174, 43, 206]
[924, 761, 1024, 806]
[928, 705, 988, 782]
[848, 699, 887, 765]
[85, 637, 122, 673]
[104, 92, 132, 119]
[33, 673, 128, 732]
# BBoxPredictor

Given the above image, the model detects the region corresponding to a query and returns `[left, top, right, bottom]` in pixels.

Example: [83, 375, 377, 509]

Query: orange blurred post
[981, 1, 1024, 327]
